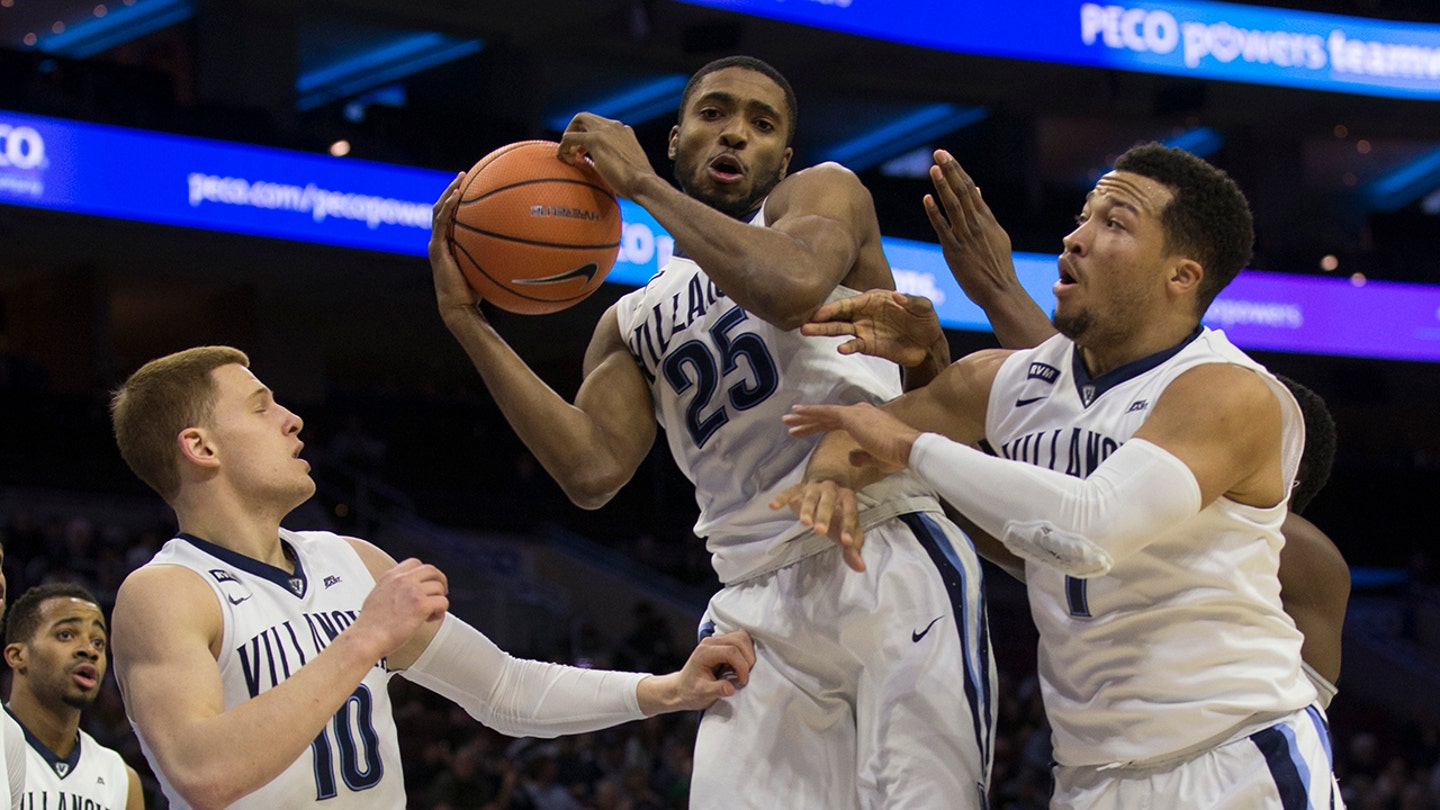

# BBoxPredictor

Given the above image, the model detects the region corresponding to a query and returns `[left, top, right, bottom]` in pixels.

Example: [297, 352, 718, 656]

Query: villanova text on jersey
[20, 790, 117, 810]
[624, 273, 728, 382]
[997, 427, 1122, 479]
[238, 609, 386, 698]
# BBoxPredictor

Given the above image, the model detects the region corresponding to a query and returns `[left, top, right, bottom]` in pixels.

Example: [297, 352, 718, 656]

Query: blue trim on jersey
[176, 532, 309, 598]
[1305, 706, 1334, 767]
[1251, 724, 1311, 810]
[899, 512, 993, 779]
[5, 706, 81, 779]
[1069, 325, 1203, 407]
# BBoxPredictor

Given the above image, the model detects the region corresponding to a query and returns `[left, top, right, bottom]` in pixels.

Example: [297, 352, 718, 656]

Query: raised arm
[431, 176, 658, 509]
[111, 560, 446, 810]
[925, 150, 1055, 348]
[559, 114, 891, 330]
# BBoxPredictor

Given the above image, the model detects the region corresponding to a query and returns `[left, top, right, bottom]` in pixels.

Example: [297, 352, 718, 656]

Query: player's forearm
[140, 629, 388, 810]
[908, 434, 1201, 576]
[402, 615, 649, 738]
[440, 307, 633, 506]
[627, 174, 842, 329]
[973, 287, 1056, 351]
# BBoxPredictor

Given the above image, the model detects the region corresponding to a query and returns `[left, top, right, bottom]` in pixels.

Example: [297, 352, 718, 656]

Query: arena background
[2, 1, 1439, 806]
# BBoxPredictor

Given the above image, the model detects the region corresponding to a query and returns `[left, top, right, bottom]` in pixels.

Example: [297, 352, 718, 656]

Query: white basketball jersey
[130, 529, 405, 808]
[613, 205, 931, 583]
[13, 721, 129, 810]
[986, 328, 1315, 767]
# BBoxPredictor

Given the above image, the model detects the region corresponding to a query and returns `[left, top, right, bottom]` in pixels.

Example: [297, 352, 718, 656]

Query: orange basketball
[448, 140, 622, 315]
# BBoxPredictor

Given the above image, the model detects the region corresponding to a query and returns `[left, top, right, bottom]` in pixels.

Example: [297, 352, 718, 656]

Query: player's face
[1053, 171, 1176, 344]
[20, 598, 108, 710]
[205, 363, 314, 509]
[669, 67, 793, 219]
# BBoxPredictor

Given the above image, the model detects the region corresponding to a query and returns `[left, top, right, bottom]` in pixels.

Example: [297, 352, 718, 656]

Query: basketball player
[4, 583, 144, 809]
[0, 542, 29, 810]
[806, 151, 1351, 699]
[775, 144, 1343, 807]
[107, 346, 756, 809]
[430, 56, 994, 808]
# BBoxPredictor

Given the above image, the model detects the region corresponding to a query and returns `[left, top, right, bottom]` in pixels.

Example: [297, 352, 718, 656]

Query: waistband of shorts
[1062, 708, 1301, 775]
[720, 492, 944, 586]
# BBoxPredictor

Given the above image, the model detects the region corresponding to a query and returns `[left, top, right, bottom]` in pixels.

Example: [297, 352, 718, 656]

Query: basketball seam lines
[451, 221, 620, 250]
[449, 240, 594, 304]
[459, 177, 617, 205]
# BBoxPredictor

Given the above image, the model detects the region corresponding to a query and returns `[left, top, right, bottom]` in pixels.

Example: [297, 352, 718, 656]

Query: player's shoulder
[779, 161, 866, 194]
[769, 161, 870, 210]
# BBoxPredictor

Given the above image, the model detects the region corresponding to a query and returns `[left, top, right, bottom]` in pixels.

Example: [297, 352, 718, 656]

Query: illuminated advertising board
[3, 108, 1438, 361]
[679, 0, 1440, 100]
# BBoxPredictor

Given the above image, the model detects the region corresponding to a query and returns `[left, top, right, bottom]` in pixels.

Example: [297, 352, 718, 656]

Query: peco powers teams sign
[679, 0, 1440, 100]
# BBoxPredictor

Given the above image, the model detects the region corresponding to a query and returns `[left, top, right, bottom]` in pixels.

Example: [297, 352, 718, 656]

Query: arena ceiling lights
[295, 31, 484, 112]
[35, 0, 194, 59]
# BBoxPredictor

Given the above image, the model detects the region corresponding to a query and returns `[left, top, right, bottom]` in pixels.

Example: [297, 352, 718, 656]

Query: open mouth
[708, 154, 745, 183]
[71, 664, 98, 690]
[1057, 258, 1079, 288]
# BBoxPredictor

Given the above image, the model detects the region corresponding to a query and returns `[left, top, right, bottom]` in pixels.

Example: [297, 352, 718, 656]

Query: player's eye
[754, 119, 774, 132]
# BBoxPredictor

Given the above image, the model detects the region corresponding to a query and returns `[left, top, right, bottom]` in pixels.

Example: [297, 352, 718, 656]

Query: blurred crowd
[1, 506, 1439, 808]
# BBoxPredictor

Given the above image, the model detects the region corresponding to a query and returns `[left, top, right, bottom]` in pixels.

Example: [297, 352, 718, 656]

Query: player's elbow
[560, 471, 624, 510]
[167, 771, 251, 810]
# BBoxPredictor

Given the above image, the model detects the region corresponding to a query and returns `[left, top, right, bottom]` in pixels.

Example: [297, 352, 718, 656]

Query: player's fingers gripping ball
[449, 140, 622, 314]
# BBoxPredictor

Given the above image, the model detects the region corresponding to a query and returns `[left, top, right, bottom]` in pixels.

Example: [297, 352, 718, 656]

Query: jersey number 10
[311, 684, 384, 799]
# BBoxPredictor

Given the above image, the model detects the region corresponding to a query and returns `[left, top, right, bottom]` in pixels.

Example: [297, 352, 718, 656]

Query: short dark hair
[679, 56, 798, 145]
[4, 583, 102, 647]
[1113, 143, 1254, 316]
[1276, 374, 1337, 514]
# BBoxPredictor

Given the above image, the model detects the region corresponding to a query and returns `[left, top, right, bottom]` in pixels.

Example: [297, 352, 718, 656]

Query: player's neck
[174, 495, 293, 570]
[5, 693, 81, 759]
[1076, 319, 1199, 377]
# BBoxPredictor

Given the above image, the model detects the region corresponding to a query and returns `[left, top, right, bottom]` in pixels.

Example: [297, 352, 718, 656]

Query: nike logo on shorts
[912, 616, 944, 642]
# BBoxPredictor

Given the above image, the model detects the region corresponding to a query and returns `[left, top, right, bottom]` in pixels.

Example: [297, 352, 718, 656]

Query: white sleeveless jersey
[985, 328, 1315, 767]
[613, 206, 932, 583]
[13, 721, 129, 810]
[130, 529, 405, 808]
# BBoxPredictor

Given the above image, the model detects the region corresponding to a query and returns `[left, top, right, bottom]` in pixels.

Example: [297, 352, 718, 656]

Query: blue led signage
[3, 108, 1438, 362]
[678, 0, 1440, 100]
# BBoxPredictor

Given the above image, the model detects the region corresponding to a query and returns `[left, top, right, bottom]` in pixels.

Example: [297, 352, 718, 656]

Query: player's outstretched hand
[802, 290, 946, 368]
[770, 478, 866, 572]
[354, 558, 450, 659]
[556, 113, 656, 200]
[784, 402, 921, 472]
[430, 173, 484, 321]
[924, 150, 1020, 307]
[637, 630, 757, 714]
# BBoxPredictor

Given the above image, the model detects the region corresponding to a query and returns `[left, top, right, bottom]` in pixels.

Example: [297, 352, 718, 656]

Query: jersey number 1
[311, 684, 383, 799]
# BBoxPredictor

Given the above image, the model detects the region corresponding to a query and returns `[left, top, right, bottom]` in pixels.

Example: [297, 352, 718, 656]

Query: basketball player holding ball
[430, 56, 995, 808]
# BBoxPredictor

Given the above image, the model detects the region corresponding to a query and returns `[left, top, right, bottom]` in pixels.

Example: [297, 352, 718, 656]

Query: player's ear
[3, 643, 26, 672]
[177, 426, 220, 469]
[1168, 257, 1203, 298]
[667, 125, 680, 161]
[779, 146, 793, 180]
